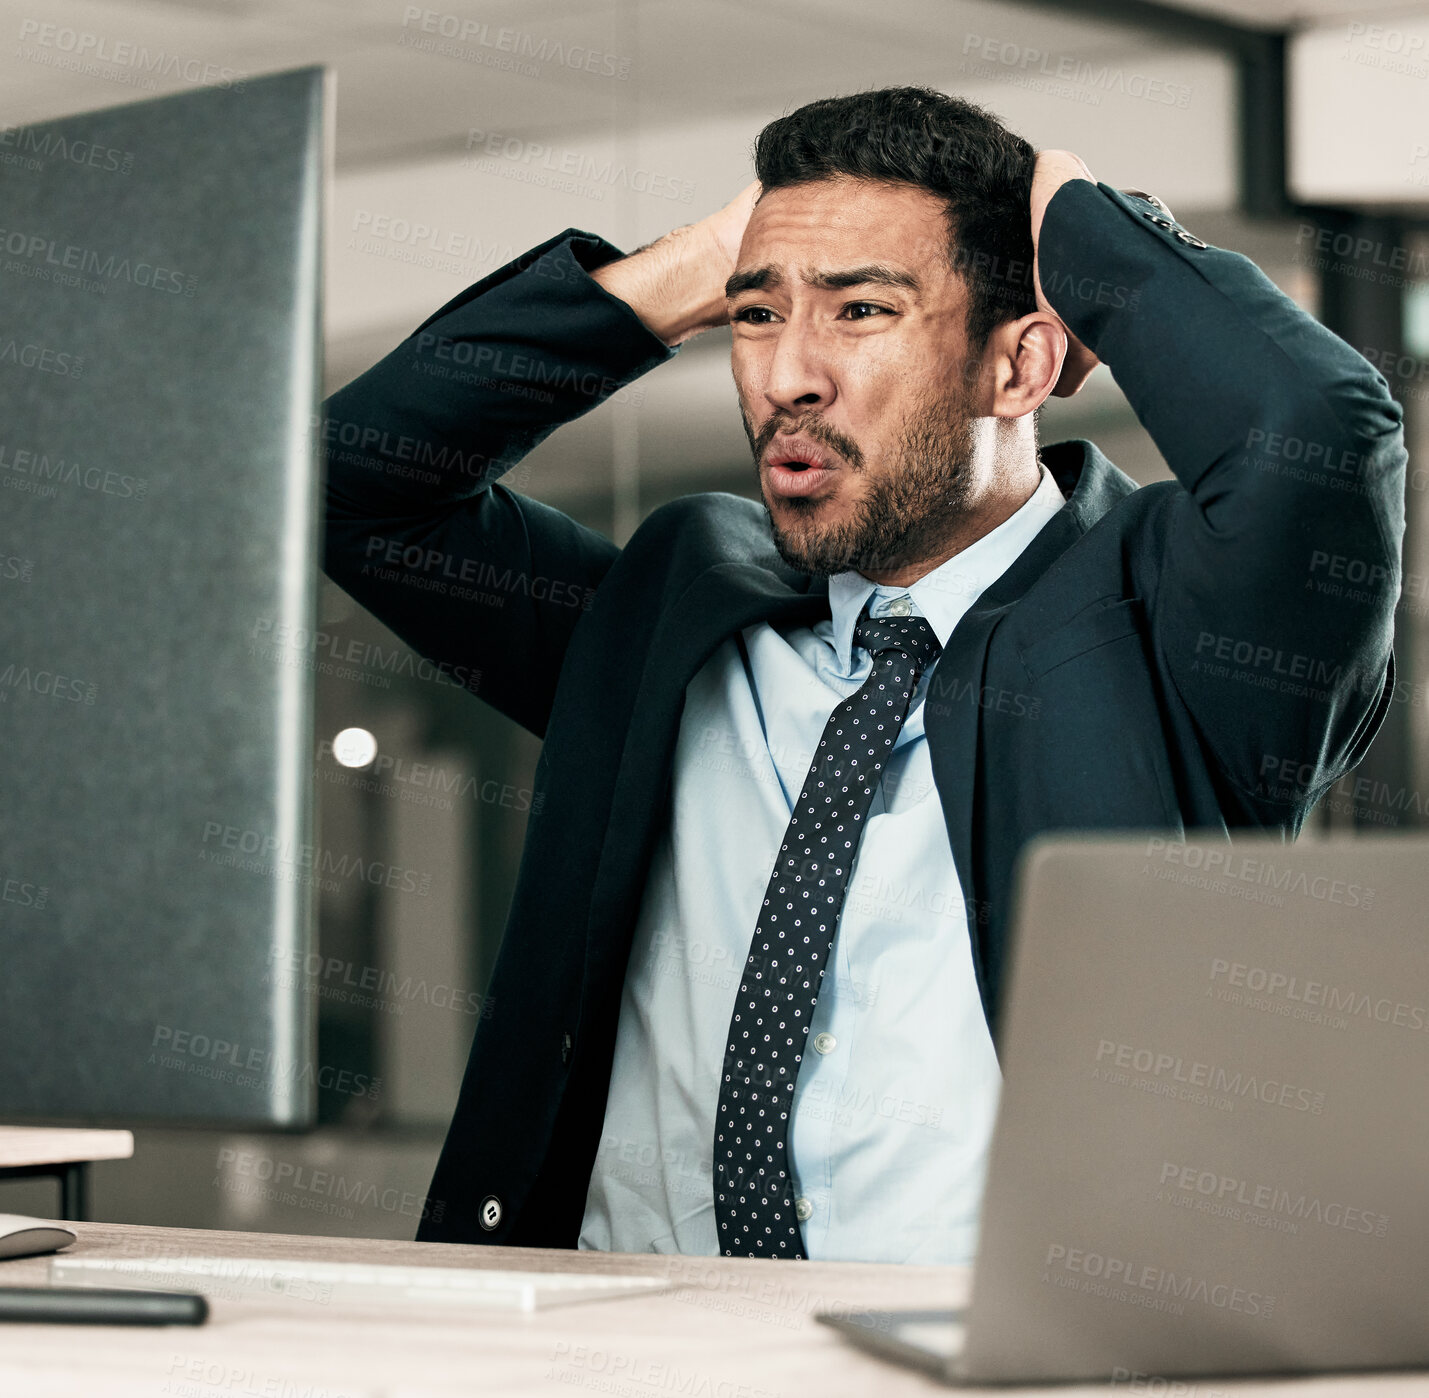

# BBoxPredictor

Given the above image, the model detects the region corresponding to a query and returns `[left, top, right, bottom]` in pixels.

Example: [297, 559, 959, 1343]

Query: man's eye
[731, 302, 893, 324]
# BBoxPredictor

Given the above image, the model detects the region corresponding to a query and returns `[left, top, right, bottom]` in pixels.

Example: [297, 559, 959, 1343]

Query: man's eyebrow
[724, 264, 921, 298]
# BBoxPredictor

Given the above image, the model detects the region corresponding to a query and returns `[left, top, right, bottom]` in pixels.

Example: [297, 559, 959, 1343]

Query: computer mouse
[0, 1214, 77, 1260]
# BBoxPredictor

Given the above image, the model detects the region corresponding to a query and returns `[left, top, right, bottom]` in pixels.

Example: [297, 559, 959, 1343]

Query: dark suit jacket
[320, 179, 1406, 1248]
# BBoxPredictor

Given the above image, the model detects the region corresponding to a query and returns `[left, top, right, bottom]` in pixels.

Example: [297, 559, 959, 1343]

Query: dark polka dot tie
[713, 603, 943, 1258]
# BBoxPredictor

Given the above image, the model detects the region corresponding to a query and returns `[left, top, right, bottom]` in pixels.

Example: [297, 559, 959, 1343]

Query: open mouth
[766, 459, 836, 497]
[764, 433, 839, 498]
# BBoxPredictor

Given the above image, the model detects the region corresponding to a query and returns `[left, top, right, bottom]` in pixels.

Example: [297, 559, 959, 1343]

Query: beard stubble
[745, 373, 980, 579]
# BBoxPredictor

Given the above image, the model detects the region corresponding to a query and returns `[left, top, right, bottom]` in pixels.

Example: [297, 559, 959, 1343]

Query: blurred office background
[2, 0, 1427, 1236]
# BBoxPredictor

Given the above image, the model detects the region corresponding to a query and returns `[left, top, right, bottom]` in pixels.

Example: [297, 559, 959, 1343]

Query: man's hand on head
[1030, 150, 1100, 398]
[591, 179, 762, 348]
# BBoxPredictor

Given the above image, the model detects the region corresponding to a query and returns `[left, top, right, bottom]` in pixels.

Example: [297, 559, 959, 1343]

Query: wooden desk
[0, 1220, 964, 1396]
[0, 1221, 1404, 1396]
[0, 1128, 134, 1220]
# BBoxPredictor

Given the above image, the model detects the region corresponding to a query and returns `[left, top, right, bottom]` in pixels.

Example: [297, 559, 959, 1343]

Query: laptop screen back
[965, 833, 1429, 1381]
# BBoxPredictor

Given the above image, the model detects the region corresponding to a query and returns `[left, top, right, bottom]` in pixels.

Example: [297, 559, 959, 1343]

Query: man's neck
[859, 461, 1045, 588]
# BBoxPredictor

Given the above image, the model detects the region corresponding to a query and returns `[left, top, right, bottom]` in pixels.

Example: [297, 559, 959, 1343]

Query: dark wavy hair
[750, 86, 1038, 355]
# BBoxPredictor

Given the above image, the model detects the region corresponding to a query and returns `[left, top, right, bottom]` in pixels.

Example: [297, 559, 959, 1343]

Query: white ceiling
[2, 0, 1243, 166]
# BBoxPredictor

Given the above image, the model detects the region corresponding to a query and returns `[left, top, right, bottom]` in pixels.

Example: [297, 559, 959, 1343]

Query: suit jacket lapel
[924, 441, 1133, 1007]
[581, 559, 831, 1014]
[923, 507, 1082, 995]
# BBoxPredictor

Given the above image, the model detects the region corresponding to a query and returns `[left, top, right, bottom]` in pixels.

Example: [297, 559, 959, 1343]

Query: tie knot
[853, 607, 941, 676]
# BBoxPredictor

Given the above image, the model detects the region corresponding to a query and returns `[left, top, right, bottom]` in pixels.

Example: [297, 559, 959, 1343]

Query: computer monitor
[0, 67, 329, 1126]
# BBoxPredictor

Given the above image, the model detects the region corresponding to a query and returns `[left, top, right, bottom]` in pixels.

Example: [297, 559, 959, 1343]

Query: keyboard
[49, 1254, 669, 1312]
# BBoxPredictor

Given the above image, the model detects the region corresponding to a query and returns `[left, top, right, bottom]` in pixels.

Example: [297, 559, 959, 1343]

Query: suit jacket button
[479, 1195, 502, 1230]
[1175, 229, 1208, 248]
[1120, 188, 1173, 218]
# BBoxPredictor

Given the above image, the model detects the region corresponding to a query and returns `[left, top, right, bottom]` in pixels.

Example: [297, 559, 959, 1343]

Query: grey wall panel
[0, 67, 328, 1126]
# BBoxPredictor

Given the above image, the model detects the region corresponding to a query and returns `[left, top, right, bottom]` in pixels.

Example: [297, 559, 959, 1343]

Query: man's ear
[983, 310, 1067, 418]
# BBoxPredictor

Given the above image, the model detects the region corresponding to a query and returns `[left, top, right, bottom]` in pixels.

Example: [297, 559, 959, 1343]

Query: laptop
[817, 831, 1429, 1383]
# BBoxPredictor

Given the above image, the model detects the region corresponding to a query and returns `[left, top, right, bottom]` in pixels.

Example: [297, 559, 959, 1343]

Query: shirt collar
[827, 463, 1067, 672]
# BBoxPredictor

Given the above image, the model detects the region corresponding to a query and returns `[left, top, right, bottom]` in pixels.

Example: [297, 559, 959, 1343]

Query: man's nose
[762, 326, 836, 415]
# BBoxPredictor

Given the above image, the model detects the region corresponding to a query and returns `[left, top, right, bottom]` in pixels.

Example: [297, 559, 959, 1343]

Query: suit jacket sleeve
[321, 228, 677, 739]
[1036, 180, 1407, 809]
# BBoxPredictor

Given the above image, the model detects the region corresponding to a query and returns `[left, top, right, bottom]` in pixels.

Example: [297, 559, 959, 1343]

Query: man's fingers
[1029, 149, 1095, 309]
[707, 179, 762, 267]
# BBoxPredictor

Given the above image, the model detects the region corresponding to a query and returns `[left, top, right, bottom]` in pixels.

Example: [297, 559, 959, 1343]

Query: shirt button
[812, 1031, 837, 1054]
[794, 1197, 813, 1222]
[886, 596, 912, 616]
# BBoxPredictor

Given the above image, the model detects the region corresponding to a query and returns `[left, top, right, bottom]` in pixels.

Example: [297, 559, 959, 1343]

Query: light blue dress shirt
[578, 464, 1067, 1263]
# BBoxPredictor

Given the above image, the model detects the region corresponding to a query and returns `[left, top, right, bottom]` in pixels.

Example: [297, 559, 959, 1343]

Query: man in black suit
[321, 86, 1405, 1257]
